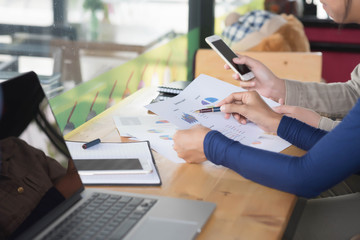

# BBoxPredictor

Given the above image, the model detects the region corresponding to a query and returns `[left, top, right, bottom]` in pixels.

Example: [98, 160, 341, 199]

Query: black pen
[82, 138, 101, 149]
[194, 106, 221, 113]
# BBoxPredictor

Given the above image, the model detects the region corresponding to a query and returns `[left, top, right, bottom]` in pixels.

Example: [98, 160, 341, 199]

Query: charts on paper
[146, 74, 291, 153]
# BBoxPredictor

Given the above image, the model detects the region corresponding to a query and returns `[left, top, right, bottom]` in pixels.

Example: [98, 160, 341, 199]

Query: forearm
[204, 100, 360, 198]
[204, 127, 360, 198]
[277, 116, 327, 150]
[284, 79, 360, 118]
[204, 131, 322, 197]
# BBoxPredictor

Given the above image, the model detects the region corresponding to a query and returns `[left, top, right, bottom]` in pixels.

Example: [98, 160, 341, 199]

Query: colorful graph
[201, 97, 218, 105]
[181, 113, 198, 124]
[159, 135, 173, 140]
[148, 129, 163, 133]
[156, 120, 170, 124]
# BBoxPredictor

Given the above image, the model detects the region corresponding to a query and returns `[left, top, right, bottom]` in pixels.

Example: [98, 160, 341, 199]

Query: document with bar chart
[146, 74, 291, 153]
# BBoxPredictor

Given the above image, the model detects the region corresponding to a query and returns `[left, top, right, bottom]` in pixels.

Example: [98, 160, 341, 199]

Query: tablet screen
[74, 158, 143, 171]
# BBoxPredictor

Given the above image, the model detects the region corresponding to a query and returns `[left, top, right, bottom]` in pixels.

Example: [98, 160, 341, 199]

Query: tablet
[74, 158, 153, 175]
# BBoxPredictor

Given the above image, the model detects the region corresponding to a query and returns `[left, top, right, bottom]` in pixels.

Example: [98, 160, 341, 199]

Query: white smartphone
[205, 35, 255, 81]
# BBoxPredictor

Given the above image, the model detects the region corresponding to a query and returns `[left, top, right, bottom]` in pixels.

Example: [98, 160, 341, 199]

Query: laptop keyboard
[42, 192, 157, 240]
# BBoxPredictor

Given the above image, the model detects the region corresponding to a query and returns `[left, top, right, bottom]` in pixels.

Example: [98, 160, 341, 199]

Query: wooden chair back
[193, 49, 322, 85]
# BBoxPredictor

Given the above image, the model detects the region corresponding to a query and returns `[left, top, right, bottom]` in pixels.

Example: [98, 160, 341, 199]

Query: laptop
[0, 72, 215, 240]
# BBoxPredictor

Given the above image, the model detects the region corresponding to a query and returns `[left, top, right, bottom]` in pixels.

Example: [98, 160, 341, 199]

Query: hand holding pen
[215, 91, 282, 133]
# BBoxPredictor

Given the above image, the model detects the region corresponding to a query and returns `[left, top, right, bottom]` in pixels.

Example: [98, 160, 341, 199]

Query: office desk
[65, 86, 306, 240]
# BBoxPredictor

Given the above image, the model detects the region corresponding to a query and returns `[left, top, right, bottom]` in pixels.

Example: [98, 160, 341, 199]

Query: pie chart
[201, 97, 218, 105]
[159, 135, 173, 140]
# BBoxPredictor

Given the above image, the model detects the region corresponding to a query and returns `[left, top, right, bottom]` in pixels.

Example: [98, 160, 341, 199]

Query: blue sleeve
[204, 100, 360, 198]
[277, 117, 328, 150]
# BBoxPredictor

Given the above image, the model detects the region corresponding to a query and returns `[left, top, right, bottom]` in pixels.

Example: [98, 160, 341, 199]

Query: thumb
[233, 55, 256, 69]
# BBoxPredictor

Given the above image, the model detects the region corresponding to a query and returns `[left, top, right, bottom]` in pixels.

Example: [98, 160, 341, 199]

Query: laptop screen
[0, 72, 84, 239]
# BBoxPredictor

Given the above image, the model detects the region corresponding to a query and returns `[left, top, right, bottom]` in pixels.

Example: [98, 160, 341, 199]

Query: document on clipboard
[65, 141, 161, 186]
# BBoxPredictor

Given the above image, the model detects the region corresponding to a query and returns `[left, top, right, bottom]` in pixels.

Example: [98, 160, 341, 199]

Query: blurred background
[1, 0, 359, 135]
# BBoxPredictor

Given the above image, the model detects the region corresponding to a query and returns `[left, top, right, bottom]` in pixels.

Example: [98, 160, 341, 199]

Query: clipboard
[65, 140, 162, 186]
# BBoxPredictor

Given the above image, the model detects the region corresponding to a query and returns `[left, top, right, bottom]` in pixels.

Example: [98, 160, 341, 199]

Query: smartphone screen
[211, 39, 251, 75]
[74, 158, 143, 171]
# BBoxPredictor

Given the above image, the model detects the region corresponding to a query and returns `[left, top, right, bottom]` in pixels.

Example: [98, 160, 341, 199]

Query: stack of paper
[113, 115, 184, 163]
[114, 74, 291, 164]
[145, 74, 291, 152]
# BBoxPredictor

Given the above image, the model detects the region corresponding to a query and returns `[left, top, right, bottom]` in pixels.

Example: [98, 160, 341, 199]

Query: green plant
[83, 0, 104, 40]
[83, 0, 104, 12]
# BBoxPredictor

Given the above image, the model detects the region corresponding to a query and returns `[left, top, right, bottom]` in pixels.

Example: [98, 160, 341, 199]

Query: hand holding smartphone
[205, 35, 255, 81]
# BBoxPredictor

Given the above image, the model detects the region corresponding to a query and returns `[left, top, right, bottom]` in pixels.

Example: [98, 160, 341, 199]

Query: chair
[193, 49, 322, 84]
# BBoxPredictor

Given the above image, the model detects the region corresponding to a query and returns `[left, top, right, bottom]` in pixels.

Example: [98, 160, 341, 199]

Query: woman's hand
[217, 91, 283, 133]
[173, 125, 211, 163]
[273, 105, 321, 128]
[225, 55, 286, 102]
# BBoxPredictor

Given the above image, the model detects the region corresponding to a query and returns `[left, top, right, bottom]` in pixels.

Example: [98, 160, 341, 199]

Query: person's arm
[217, 91, 327, 149]
[227, 57, 360, 130]
[285, 64, 360, 119]
[318, 116, 341, 131]
[276, 116, 327, 150]
[204, 102, 360, 198]
[273, 105, 342, 131]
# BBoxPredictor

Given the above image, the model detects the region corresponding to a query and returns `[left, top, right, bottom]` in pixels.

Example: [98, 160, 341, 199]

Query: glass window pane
[0, 0, 53, 26]
[0, 0, 190, 133]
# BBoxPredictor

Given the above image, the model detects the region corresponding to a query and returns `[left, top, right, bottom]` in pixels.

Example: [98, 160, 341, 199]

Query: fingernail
[220, 105, 225, 112]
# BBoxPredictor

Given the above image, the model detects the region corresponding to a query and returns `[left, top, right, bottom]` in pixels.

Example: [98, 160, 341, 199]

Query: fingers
[216, 91, 259, 110]
[233, 113, 247, 124]
[232, 73, 241, 80]
[225, 55, 255, 81]
[216, 92, 247, 106]
[220, 102, 248, 117]
[224, 112, 232, 119]
[278, 98, 285, 105]
[239, 80, 255, 89]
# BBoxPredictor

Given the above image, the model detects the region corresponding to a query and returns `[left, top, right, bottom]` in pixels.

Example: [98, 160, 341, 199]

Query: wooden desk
[65, 87, 306, 240]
